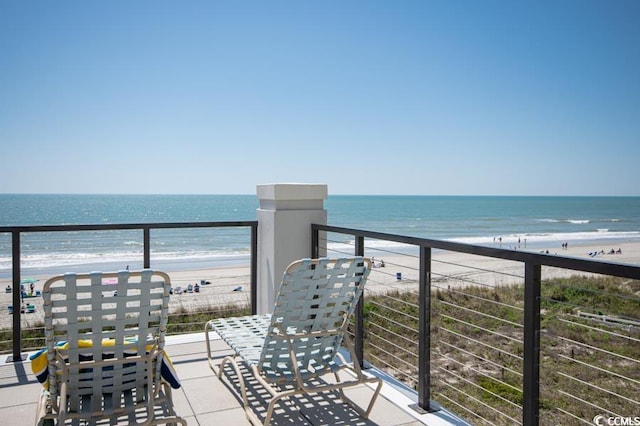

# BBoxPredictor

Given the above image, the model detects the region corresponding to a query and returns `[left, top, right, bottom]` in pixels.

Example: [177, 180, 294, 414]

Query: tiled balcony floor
[0, 333, 466, 425]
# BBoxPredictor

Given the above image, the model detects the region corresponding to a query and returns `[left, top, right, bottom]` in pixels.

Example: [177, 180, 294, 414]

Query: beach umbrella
[21, 278, 39, 284]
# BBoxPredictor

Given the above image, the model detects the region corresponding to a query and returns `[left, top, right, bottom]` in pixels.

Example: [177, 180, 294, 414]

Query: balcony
[1, 332, 448, 425]
[1, 185, 639, 425]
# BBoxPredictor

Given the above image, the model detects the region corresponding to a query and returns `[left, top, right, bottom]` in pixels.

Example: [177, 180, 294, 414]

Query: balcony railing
[312, 224, 640, 426]
[0, 221, 258, 361]
[2, 221, 639, 425]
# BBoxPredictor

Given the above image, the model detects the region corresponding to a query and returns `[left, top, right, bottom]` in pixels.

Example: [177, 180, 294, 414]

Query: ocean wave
[0, 248, 251, 271]
[448, 230, 640, 246]
[536, 218, 590, 224]
[2, 230, 640, 274]
[329, 230, 640, 255]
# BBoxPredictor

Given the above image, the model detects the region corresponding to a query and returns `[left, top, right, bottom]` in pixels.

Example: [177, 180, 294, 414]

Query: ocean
[1, 194, 639, 277]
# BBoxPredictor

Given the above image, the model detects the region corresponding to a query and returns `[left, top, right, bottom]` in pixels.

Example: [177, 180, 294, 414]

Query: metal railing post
[11, 231, 22, 361]
[311, 224, 319, 259]
[143, 227, 151, 269]
[414, 245, 436, 412]
[523, 262, 542, 426]
[250, 223, 258, 315]
[354, 235, 365, 368]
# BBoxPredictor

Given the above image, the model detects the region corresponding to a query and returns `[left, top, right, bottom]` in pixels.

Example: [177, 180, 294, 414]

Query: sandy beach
[2, 240, 638, 330]
[0, 266, 253, 330]
[365, 240, 640, 294]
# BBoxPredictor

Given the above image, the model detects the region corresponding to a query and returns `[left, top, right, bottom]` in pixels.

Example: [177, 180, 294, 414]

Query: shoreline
[3, 233, 639, 281]
[1, 240, 638, 331]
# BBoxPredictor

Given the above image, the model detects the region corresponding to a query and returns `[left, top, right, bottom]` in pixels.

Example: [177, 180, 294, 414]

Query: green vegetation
[363, 276, 640, 425]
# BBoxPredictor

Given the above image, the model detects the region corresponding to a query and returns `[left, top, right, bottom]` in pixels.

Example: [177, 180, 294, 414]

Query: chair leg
[204, 320, 217, 372]
[262, 387, 304, 426]
[361, 377, 384, 418]
[218, 356, 250, 409]
[334, 371, 384, 419]
[153, 383, 188, 426]
[35, 390, 54, 426]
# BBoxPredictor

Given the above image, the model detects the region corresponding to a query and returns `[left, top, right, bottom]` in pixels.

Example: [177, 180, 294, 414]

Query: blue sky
[1, 1, 639, 196]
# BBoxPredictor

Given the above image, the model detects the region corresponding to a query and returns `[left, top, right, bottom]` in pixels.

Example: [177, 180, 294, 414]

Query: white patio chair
[35, 269, 186, 426]
[205, 257, 382, 426]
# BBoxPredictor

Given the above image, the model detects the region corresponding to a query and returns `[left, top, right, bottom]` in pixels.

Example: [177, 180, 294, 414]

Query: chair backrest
[258, 257, 371, 379]
[42, 270, 171, 405]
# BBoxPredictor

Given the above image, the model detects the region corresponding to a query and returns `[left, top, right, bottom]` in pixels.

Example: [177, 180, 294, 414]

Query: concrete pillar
[256, 183, 328, 314]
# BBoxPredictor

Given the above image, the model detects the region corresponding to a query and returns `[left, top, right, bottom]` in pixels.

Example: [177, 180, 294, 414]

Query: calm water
[1, 194, 639, 276]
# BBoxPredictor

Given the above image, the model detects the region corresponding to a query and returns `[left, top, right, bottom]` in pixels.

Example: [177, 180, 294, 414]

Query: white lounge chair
[35, 270, 186, 426]
[205, 257, 382, 426]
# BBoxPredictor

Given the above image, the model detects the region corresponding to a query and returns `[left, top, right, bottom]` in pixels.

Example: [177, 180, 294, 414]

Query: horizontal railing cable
[556, 389, 623, 419]
[435, 392, 496, 426]
[439, 314, 522, 344]
[555, 317, 640, 344]
[367, 339, 417, 371]
[368, 322, 418, 352]
[437, 299, 523, 329]
[372, 292, 419, 310]
[432, 257, 524, 280]
[551, 335, 640, 365]
[366, 352, 416, 383]
[367, 338, 417, 370]
[439, 340, 523, 378]
[553, 407, 594, 425]
[541, 279, 640, 305]
[431, 270, 517, 291]
[368, 308, 419, 335]
[437, 369, 522, 424]
[432, 284, 525, 313]
[439, 327, 523, 362]
[555, 371, 640, 407]
[368, 298, 419, 322]
[438, 355, 523, 409]
[555, 353, 640, 386]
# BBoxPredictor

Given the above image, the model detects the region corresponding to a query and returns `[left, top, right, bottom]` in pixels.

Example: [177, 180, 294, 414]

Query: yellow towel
[29, 339, 180, 389]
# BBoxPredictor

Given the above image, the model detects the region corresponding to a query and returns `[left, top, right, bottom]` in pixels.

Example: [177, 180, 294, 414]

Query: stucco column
[256, 183, 328, 314]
